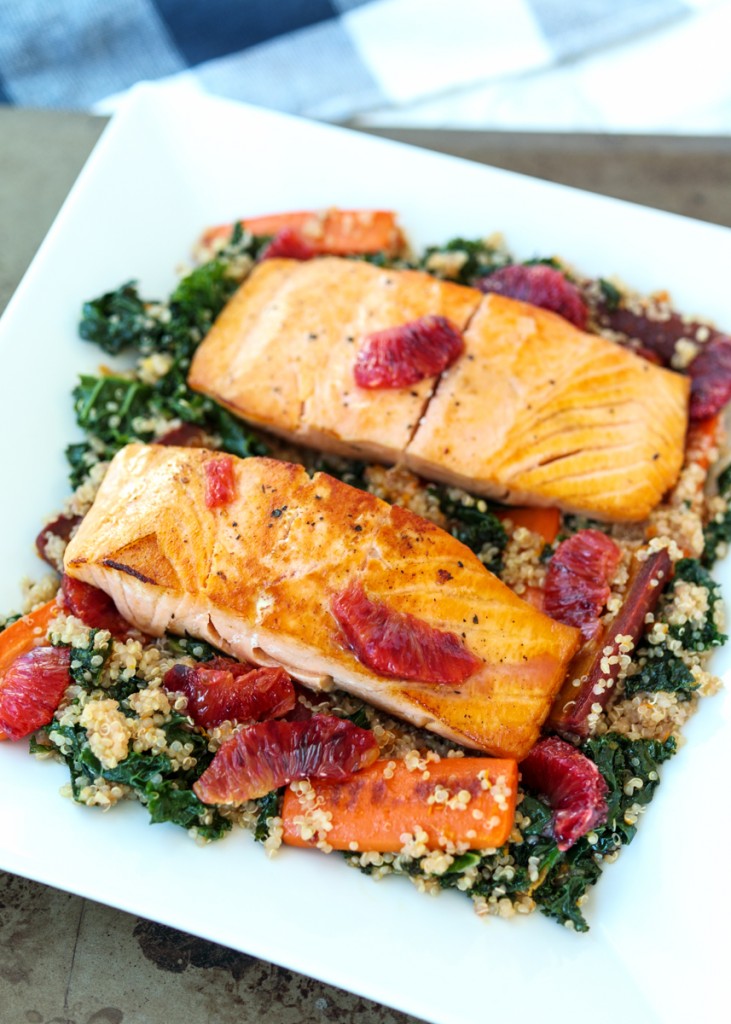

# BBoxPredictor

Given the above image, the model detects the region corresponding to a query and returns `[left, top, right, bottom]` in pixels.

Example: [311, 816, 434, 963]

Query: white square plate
[1, 82, 729, 1024]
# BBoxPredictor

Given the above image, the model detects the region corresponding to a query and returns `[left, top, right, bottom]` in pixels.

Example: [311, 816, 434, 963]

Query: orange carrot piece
[0, 599, 60, 677]
[281, 756, 518, 852]
[200, 209, 406, 257]
[495, 506, 561, 544]
[0, 599, 60, 741]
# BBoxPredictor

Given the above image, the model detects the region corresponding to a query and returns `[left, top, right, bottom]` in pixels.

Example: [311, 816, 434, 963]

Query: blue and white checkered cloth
[0, 0, 712, 121]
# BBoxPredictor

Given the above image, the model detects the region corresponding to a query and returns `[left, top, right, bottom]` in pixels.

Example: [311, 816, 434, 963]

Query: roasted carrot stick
[494, 505, 561, 544]
[282, 756, 518, 852]
[200, 209, 406, 258]
[0, 599, 59, 677]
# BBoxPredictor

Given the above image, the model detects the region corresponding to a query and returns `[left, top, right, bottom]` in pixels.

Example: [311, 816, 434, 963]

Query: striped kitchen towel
[0, 0, 699, 119]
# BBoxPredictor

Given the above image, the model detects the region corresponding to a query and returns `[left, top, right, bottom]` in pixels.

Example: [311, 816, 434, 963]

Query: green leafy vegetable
[40, 630, 231, 839]
[146, 785, 229, 841]
[444, 852, 481, 874]
[164, 635, 222, 663]
[522, 256, 563, 270]
[417, 237, 510, 285]
[344, 706, 371, 730]
[559, 513, 612, 538]
[435, 733, 676, 931]
[254, 789, 282, 842]
[598, 278, 622, 312]
[55, 628, 112, 688]
[79, 282, 163, 355]
[667, 558, 726, 651]
[71, 234, 268, 486]
[309, 455, 369, 491]
[430, 486, 507, 573]
[623, 646, 698, 699]
[583, 733, 676, 852]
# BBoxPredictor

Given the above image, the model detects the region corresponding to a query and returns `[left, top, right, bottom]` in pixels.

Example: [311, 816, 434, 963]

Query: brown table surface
[1, 107, 730, 1024]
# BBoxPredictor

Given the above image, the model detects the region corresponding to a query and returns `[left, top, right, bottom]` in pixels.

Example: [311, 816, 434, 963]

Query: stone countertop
[1, 107, 729, 1024]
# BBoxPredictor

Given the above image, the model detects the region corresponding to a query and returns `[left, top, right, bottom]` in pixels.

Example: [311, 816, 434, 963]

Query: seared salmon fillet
[63, 444, 579, 759]
[187, 258, 688, 522]
[187, 257, 480, 463]
[406, 294, 690, 522]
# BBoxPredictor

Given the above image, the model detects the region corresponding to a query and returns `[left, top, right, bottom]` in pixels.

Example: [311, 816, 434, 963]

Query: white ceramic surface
[0, 83, 729, 1024]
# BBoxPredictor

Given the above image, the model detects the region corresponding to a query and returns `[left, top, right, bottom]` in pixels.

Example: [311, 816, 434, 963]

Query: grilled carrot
[0, 599, 59, 676]
[281, 756, 518, 852]
[200, 209, 406, 257]
[494, 506, 561, 544]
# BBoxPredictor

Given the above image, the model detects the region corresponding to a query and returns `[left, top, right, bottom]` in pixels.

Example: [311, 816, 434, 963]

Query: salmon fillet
[187, 259, 688, 522]
[406, 294, 690, 522]
[187, 257, 480, 463]
[63, 444, 579, 759]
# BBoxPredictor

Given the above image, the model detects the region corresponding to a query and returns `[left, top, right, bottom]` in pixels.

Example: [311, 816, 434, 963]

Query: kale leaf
[45, 699, 230, 839]
[344, 705, 371, 730]
[309, 455, 369, 491]
[442, 733, 678, 932]
[79, 282, 162, 355]
[417, 237, 510, 285]
[430, 486, 507, 573]
[583, 732, 676, 852]
[254, 789, 282, 843]
[164, 635, 222, 663]
[527, 733, 677, 929]
[667, 558, 726, 651]
[559, 513, 612, 538]
[60, 629, 113, 689]
[531, 843, 601, 931]
[145, 784, 230, 841]
[598, 278, 622, 312]
[71, 235, 268, 486]
[623, 646, 698, 699]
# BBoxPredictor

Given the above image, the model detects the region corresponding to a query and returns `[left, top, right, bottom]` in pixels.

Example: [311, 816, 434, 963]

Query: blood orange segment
[544, 530, 621, 641]
[260, 227, 318, 262]
[60, 574, 135, 639]
[163, 659, 295, 730]
[156, 423, 210, 448]
[520, 736, 608, 850]
[331, 580, 481, 685]
[204, 455, 236, 508]
[0, 646, 71, 741]
[477, 264, 588, 329]
[353, 315, 464, 389]
[193, 714, 379, 805]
